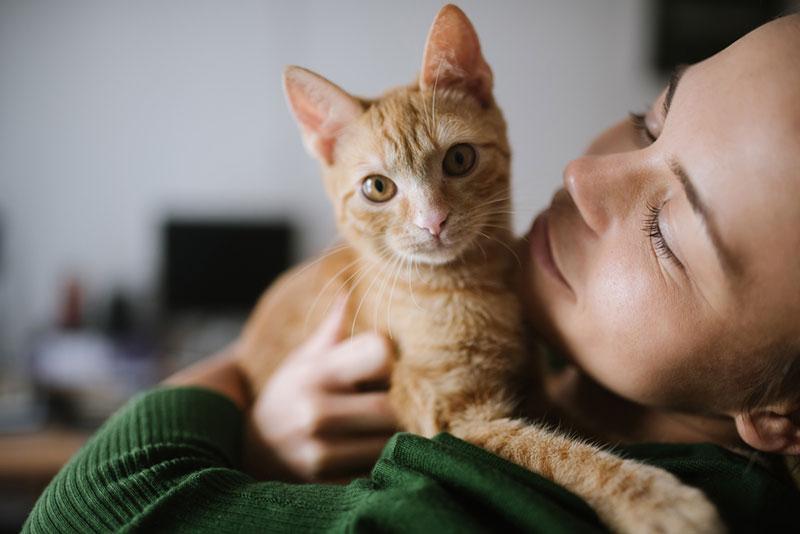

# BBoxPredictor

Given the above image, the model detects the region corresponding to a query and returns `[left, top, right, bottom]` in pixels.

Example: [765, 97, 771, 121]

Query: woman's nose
[562, 154, 646, 235]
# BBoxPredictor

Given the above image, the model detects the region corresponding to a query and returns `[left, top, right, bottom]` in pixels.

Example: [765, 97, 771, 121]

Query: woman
[25, 14, 800, 533]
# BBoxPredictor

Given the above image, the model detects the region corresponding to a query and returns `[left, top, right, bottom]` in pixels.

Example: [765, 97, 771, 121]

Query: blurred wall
[0, 0, 662, 366]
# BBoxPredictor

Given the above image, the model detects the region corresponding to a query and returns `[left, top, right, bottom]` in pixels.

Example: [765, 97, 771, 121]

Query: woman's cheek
[591, 252, 654, 338]
[573, 254, 672, 400]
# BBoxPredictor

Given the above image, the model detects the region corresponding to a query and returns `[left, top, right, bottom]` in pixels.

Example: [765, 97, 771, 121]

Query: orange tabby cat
[236, 5, 723, 533]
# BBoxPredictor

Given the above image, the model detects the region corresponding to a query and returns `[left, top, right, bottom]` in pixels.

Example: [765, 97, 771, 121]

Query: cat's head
[284, 4, 510, 266]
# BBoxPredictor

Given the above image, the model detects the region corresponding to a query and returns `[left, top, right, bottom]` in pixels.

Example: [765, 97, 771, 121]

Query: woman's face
[522, 15, 800, 415]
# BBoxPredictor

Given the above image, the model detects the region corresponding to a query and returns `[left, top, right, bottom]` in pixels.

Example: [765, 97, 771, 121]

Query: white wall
[0, 0, 662, 366]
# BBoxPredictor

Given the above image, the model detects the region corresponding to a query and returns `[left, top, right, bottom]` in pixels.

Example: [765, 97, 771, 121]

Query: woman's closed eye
[629, 112, 657, 145]
[642, 201, 683, 269]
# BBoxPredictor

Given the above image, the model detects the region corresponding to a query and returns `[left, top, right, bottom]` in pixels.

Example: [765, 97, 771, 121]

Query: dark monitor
[162, 219, 293, 313]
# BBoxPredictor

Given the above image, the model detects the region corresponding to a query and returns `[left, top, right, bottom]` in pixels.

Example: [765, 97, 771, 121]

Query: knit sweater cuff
[102, 385, 245, 467]
[23, 387, 245, 534]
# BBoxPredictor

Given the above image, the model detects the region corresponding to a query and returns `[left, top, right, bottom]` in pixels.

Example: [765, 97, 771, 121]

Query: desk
[0, 428, 90, 532]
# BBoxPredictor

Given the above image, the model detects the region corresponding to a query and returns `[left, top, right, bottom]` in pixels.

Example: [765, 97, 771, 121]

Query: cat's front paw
[607, 464, 725, 534]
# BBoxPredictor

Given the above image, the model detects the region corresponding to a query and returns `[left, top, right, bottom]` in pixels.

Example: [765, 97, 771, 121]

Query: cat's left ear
[283, 66, 363, 165]
[734, 402, 800, 454]
[420, 4, 493, 106]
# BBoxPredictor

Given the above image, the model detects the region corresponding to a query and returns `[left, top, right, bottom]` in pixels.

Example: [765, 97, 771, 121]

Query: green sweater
[24, 387, 800, 533]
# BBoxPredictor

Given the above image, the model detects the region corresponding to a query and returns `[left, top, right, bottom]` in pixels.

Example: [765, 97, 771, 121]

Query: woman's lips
[529, 209, 573, 293]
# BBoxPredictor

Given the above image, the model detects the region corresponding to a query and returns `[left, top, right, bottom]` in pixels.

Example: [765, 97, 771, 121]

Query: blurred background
[0, 0, 795, 530]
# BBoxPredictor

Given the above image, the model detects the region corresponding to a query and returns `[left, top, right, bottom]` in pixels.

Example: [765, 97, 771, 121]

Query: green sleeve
[24, 386, 799, 533]
[23, 387, 252, 532]
[22, 387, 601, 533]
[22, 387, 377, 533]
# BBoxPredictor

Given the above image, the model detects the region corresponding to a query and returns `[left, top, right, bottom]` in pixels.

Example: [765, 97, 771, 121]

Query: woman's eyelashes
[643, 202, 683, 269]
[629, 112, 657, 144]
[631, 108, 684, 271]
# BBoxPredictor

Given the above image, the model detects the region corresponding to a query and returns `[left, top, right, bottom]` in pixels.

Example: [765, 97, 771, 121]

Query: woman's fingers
[315, 333, 394, 391]
[305, 392, 398, 436]
[244, 298, 399, 482]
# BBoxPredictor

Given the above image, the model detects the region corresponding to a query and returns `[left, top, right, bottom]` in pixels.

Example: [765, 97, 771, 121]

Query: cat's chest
[352, 272, 521, 347]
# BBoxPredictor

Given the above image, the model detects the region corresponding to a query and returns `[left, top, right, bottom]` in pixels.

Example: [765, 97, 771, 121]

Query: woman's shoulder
[394, 433, 800, 533]
[618, 441, 800, 529]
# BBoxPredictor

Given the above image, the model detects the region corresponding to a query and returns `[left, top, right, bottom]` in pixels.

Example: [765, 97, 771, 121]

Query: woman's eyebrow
[663, 65, 688, 118]
[668, 158, 742, 279]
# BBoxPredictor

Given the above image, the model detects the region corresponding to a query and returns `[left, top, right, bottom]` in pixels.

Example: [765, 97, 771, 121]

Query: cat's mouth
[395, 227, 476, 265]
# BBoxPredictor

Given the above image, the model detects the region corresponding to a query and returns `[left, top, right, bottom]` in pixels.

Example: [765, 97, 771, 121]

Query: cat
[235, 5, 724, 533]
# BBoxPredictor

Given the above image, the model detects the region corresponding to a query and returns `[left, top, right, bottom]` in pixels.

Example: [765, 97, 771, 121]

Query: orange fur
[235, 5, 724, 533]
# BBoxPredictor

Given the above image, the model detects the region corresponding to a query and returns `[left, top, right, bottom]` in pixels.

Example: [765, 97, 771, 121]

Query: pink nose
[415, 210, 449, 237]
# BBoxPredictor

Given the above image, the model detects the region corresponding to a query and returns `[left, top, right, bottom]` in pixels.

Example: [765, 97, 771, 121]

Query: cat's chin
[409, 251, 460, 266]
[396, 240, 471, 266]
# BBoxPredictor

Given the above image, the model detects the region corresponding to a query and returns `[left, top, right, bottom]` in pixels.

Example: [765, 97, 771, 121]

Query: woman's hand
[243, 299, 398, 482]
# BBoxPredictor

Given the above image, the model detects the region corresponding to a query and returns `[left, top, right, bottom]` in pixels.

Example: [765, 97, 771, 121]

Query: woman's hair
[743, 349, 800, 413]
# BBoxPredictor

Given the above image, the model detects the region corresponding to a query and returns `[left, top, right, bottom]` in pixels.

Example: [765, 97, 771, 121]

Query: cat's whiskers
[308, 241, 393, 330]
[479, 223, 518, 234]
[477, 230, 523, 269]
[471, 196, 513, 209]
[303, 256, 363, 332]
[373, 253, 403, 332]
[465, 200, 513, 217]
[371, 254, 394, 329]
[350, 257, 388, 339]
[406, 259, 425, 311]
[333, 260, 374, 316]
[462, 198, 521, 223]
[386, 255, 408, 338]
[467, 193, 513, 211]
[413, 256, 426, 284]
[333, 242, 393, 338]
[473, 234, 488, 261]
[268, 242, 349, 300]
[479, 207, 518, 216]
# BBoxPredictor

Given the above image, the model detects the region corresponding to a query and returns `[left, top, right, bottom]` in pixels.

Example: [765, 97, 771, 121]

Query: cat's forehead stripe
[374, 95, 436, 178]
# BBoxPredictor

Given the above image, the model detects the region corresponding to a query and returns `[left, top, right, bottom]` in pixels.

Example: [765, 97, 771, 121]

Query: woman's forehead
[673, 15, 800, 299]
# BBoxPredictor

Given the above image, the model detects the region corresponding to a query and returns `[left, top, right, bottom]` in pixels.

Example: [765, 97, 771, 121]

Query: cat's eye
[442, 143, 477, 177]
[361, 175, 397, 203]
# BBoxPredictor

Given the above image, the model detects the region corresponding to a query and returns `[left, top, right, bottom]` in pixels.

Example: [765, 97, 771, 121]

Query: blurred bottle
[59, 277, 83, 330]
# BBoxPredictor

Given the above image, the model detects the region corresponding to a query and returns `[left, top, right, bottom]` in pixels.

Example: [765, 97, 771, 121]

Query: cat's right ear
[283, 66, 363, 165]
[420, 4, 493, 106]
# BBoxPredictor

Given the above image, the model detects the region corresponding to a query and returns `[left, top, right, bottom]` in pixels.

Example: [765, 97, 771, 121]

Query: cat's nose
[415, 209, 449, 237]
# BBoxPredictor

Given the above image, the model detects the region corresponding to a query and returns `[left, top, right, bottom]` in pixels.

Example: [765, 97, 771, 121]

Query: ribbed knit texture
[24, 387, 800, 533]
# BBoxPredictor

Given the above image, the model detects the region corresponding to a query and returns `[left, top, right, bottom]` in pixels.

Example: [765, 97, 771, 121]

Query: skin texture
[522, 14, 800, 455]
[234, 6, 725, 533]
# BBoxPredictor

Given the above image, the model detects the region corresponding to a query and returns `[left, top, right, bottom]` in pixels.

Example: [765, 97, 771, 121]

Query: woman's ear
[734, 404, 800, 454]
[419, 4, 493, 106]
[283, 66, 363, 165]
